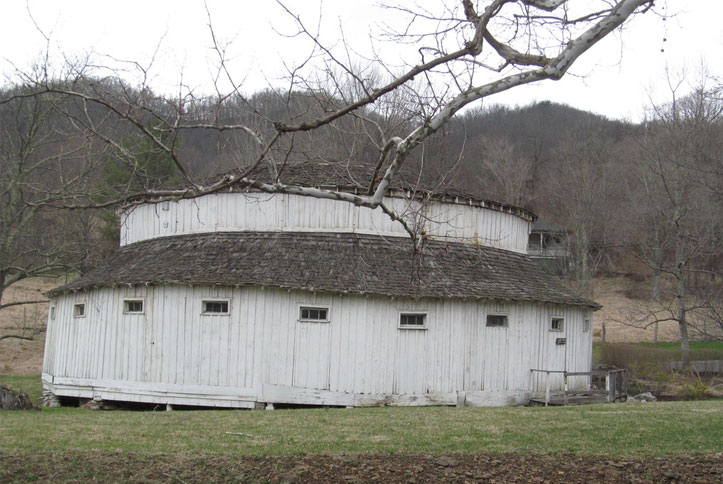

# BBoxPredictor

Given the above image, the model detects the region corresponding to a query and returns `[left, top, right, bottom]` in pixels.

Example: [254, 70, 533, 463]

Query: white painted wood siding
[119, 193, 530, 253]
[43, 286, 591, 405]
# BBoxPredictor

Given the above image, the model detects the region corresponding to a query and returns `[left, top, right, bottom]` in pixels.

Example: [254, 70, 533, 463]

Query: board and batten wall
[42, 285, 592, 407]
[119, 193, 531, 254]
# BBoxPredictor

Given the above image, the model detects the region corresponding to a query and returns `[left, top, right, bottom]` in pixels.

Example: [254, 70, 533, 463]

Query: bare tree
[627, 80, 723, 365]
[0, 86, 103, 344]
[1, 1, 655, 227]
[471, 136, 534, 207]
[539, 126, 617, 297]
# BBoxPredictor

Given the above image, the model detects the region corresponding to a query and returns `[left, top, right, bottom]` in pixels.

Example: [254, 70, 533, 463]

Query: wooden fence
[530, 367, 627, 406]
[663, 360, 723, 373]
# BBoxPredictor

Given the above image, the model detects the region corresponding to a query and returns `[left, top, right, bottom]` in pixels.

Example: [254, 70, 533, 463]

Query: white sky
[1, 0, 721, 122]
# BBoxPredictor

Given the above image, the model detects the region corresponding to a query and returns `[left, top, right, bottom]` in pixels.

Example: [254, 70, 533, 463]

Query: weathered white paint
[43, 285, 592, 407]
[119, 193, 531, 253]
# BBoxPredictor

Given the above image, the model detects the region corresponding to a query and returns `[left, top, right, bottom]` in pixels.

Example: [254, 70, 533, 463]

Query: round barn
[42, 164, 598, 408]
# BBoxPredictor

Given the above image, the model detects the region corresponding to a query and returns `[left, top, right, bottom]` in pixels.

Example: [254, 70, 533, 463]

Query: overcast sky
[2, 1, 721, 122]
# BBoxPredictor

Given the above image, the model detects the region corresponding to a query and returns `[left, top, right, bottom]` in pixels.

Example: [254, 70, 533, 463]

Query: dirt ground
[593, 277, 682, 343]
[2, 451, 722, 484]
[0, 278, 57, 376]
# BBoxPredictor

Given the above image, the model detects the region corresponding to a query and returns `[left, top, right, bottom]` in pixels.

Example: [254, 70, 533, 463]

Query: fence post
[563, 372, 568, 406]
[608, 371, 616, 403]
[605, 372, 611, 402]
[545, 371, 550, 407]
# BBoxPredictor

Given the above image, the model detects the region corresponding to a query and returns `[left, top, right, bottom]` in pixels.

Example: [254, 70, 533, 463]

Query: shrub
[678, 380, 712, 400]
[622, 285, 651, 300]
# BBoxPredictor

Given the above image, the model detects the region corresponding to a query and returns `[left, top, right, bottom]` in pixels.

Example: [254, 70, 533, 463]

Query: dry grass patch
[0, 278, 61, 376]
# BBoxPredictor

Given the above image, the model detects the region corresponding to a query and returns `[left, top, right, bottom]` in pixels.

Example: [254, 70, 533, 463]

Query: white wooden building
[42, 165, 598, 408]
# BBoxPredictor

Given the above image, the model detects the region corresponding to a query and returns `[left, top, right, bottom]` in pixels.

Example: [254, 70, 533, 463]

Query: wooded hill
[1, 81, 722, 349]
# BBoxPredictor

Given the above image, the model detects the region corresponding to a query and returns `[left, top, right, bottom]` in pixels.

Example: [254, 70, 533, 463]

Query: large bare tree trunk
[676, 271, 691, 369]
[575, 230, 592, 297]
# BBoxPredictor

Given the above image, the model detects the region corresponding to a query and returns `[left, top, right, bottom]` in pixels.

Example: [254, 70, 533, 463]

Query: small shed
[527, 219, 572, 275]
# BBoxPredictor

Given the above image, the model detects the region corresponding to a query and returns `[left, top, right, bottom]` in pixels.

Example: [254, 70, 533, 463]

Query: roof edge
[46, 280, 600, 309]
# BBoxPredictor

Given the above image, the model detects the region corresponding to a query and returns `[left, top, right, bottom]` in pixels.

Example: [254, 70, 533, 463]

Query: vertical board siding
[44, 285, 593, 404]
[119, 193, 530, 253]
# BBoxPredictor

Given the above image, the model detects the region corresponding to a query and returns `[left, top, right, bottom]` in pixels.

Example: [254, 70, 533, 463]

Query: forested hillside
[1, 78, 722, 354]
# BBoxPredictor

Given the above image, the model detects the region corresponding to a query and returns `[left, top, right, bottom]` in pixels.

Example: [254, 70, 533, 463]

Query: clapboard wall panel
[44, 285, 592, 405]
[119, 193, 530, 253]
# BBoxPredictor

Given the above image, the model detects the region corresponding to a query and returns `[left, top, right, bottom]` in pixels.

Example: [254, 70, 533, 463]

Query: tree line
[2, 78, 721, 357]
[4, 0, 719, 363]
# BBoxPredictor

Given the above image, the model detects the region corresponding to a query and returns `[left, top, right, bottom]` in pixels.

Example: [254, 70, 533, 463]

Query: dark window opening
[486, 314, 508, 327]
[400, 313, 426, 328]
[73, 303, 85, 318]
[300, 307, 329, 321]
[124, 300, 144, 314]
[203, 300, 229, 314]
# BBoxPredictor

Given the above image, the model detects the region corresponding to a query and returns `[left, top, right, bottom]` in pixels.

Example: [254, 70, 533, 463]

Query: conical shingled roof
[48, 232, 598, 309]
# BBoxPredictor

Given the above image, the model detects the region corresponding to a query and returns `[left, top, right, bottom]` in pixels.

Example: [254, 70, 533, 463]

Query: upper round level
[120, 191, 533, 253]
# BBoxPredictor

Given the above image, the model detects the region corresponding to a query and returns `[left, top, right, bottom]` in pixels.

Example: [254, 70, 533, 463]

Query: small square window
[583, 318, 591, 333]
[399, 313, 426, 329]
[299, 306, 329, 322]
[486, 314, 508, 327]
[202, 300, 229, 314]
[124, 299, 144, 314]
[73, 303, 85, 318]
[551, 317, 564, 332]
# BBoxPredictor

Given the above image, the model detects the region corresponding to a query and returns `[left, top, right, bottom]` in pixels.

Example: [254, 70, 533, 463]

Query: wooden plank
[262, 384, 354, 406]
[355, 391, 457, 407]
[464, 390, 531, 407]
[52, 376, 258, 399]
[48, 380, 257, 409]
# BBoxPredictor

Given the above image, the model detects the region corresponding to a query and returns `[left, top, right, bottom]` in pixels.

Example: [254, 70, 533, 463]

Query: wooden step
[529, 394, 611, 406]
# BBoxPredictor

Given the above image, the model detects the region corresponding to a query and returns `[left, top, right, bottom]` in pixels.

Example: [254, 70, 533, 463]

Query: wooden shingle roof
[48, 232, 598, 308]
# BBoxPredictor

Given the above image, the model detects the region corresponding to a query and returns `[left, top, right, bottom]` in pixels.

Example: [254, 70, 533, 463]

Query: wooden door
[293, 320, 332, 390]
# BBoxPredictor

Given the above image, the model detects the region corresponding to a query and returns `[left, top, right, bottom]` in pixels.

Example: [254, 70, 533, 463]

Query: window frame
[201, 299, 231, 315]
[298, 305, 330, 323]
[485, 314, 509, 328]
[398, 311, 428, 330]
[73, 303, 86, 318]
[49, 305, 56, 320]
[583, 318, 591, 333]
[550, 316, 565, 332]
[123, 298, 145, 315]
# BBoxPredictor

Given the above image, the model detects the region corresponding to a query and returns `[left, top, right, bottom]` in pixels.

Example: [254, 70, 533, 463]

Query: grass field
[2, 376, 722, 458]
[633, 340, 723, 353]
[593, 340, 723, 365]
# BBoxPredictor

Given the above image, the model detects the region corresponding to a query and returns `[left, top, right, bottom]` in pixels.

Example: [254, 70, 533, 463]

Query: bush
[622, 285, 651, 300]
[678, 380, 712, 400]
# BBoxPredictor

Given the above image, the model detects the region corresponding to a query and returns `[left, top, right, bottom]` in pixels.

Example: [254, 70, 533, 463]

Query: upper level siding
[120, 192, 531, 253]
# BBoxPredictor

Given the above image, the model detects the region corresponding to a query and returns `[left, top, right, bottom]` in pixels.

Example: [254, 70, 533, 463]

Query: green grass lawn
[1, 376, 722, 458]
[593, 341, 723, 365]
[633, 340, 723, 352]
